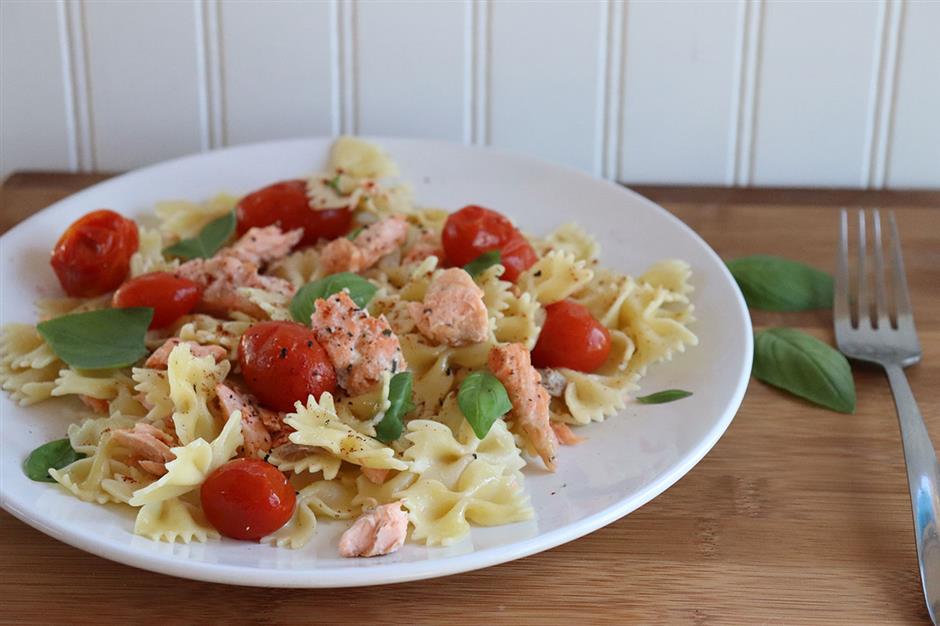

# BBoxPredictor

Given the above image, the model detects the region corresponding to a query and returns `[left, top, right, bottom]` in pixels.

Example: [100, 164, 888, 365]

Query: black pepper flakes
[279, 347, 288, 359]
[382, 329, 392, 336]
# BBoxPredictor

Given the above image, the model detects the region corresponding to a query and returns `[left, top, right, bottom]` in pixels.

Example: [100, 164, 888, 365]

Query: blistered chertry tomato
[200, 458, 296, 541]
[236, 179, 352, 246]
[531, 300, 611, 373]
[50, 209, 139, 297]
[238, 321, 337, 412]
[112, 272, 202, 329]
[441, 205, 537, 282]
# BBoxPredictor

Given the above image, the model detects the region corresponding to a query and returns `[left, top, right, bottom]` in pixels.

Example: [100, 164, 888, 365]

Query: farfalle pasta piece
[175, 314, 252, 360]
[402, 459, 532, 546]
[132, 367, 174, 422]
[571, 268, 636, 328]
[52, 368, 134, 402]
[134, 497, 221, 544]
[619, 283, 698, 376]
[34, 294, 112, 321]
[67, 414, 137, 455]
[267, 443, 343, 479]
[128, 411, 243, 507]
[0, 324, 62, 405]
[404, 414, 525, 490]
[268, 247, 324, 288]
[517, 250, 593, 305]
[166, 342, 232, 445]
[285, 393, 408, 471]
[300, 473, 361, 520]
[155, 192, 238, 241]
[262, 488, 319, 549]
[542, 222, 600, 263]
[49, 433, 125, 504]
[238, 287, 292, 321]
[130, 227, 178, 277]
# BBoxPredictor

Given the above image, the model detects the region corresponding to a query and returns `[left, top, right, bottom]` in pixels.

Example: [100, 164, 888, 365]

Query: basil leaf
[463, 250, 501, 278]
[37, 307, 153, 369]
[327, 174, 343, 193]
[23, 438, 85, 482]
[753, 328, 855, 413]
[163, 210, 236, 260]
[375, 372, 414, 443]
[457, 370, 512, 439]
[346, 226, 365, 241]
[636, 389, 693, 404]
[290, 273, 378, 324]
[726, 255, 833, 311]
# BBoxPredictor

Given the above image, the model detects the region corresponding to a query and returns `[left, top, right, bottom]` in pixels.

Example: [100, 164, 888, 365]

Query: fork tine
[857, 210, 869, 328]
[834, 209, 851, 328]
[871, 209, 890, 328]
[888, 211, 915, 329]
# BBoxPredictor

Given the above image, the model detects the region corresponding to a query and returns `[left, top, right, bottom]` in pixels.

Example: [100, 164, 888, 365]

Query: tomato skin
[200, 459, 296, 541]
[531, 300, 612, 373]
[236, 179, 352, 246]
[50, 210, 139, 297]
[238, 321, 337, 412]
[441, 205, 537, 282]
[112, 272, 202, 329]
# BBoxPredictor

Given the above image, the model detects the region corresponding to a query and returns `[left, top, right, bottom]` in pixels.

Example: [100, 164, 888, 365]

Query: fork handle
[885, 364, 940, 624]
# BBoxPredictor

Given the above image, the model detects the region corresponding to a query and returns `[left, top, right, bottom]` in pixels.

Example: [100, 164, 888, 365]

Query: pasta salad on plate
[1, 138, 698, 557]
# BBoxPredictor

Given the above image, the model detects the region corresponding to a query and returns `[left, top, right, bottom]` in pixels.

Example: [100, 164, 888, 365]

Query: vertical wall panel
[0, 1, 71, 180]
[751, 0, 881, 186]
[618, 0, 739, 185]
[84, 0, 203, 170]
[220, 0, 333, 145]
[357, 1, 464, 140]
[886, 0, 940, 188]
[489, 0, 603, 173]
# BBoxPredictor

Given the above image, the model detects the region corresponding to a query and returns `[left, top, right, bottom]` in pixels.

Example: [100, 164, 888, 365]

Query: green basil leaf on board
[753, 328, 856, 413]
[726, 255, 833, 311]
[290, 273, 378, 324]
[163, 210, 236, 260]
[463, 251, 501, 278]
[37, 307, 154, 369]
[23, 438, 85, 482]
[375, 372, 415, 443]
[457, 370, 513, 439]
[636, 389, 693, 404]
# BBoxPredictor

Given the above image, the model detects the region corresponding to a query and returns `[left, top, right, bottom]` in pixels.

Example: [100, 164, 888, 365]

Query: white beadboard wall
[1, 0, 938, 187]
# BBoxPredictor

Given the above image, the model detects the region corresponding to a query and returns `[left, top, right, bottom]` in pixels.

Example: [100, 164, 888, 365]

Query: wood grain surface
[1, 172, 939, 625]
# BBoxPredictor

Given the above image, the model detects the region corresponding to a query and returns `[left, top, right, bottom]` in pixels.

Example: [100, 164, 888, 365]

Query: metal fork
[835, 209, 939, 623]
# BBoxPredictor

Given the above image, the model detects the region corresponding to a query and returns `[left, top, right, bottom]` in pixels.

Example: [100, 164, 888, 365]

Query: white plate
[0, 138, 751, 587]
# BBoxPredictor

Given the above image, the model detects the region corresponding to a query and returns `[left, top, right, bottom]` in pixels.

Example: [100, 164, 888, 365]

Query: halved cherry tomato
[200, 458, 296, 541]
[441, 205, 537, 282]
[112, 272, 202, 329]
[238, 321, 337, 412]
[50, 209, 139, 297]
[531, 300, 611, 372]
[236, 179, 352, 246]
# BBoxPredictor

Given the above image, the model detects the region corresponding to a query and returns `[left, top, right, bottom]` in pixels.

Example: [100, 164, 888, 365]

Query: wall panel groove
[195, 0, 225, 151]
[60, 0, 95, 171]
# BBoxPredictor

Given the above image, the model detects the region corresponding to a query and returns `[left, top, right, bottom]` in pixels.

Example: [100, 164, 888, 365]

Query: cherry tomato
[50, 209, 139, 297]
[238, 321, 337, 412]
[112, 272, 202, 329]
[441, 205, 537, 282]
[200, 458, 296, 541]
[531, 300, 612, 372]
[236, 179, 352, 246]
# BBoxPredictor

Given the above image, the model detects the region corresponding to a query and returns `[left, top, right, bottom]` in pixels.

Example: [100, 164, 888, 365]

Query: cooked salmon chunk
[551, 422, 585, 446]
[338, 501, 409, 558]
[176, 255, 295, 318]
[78, 394, 109, 414]
[309, 291, 407, 395]
[320, 215, 409, 274]
[409, 268, 489, 346]
[225, 226, 303, 267]
[487, 343, 558, 471]
[215, 382, 276, 458]
[361, 467, 390, 485]
[174, 225, 299, 318]
[112, 423, 176, 476]
[144, 338, 228, 369]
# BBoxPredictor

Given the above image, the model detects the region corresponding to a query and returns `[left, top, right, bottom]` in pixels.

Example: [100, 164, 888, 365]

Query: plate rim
[0, 136, 753, 587]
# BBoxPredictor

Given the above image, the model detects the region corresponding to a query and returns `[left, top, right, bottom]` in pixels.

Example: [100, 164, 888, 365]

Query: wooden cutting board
[2, 173, 939, 624]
